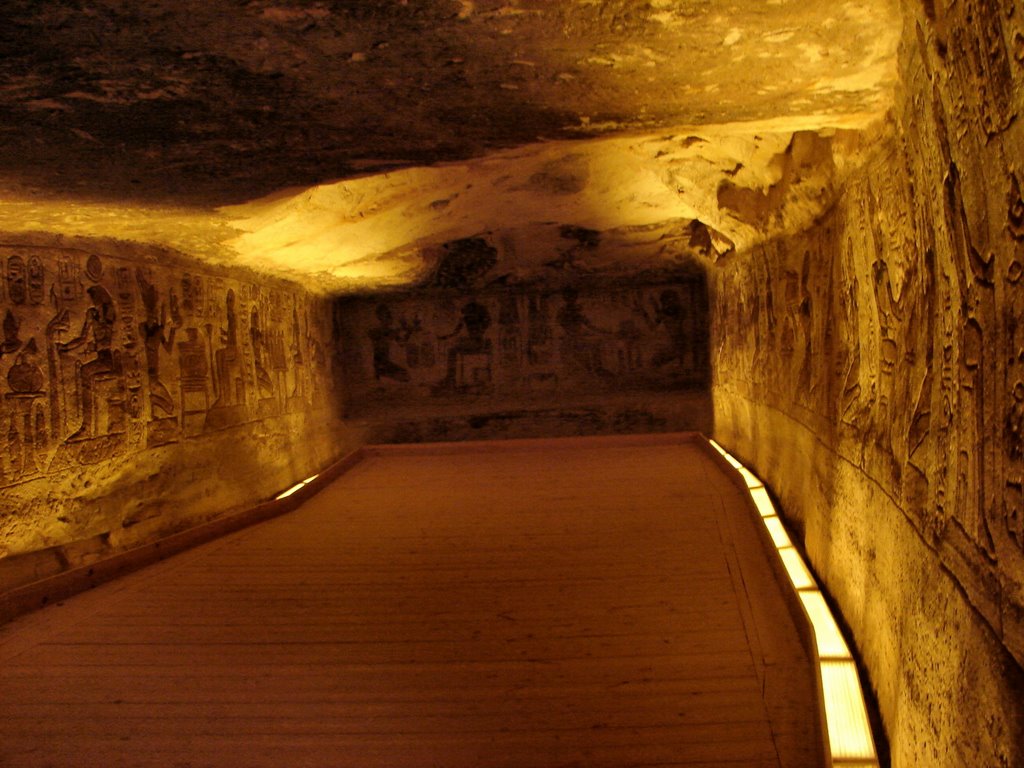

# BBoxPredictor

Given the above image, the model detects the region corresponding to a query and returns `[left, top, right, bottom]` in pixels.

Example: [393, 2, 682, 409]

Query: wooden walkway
[0, 437, 824, 767]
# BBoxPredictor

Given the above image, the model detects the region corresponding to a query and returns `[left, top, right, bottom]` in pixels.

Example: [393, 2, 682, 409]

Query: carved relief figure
[401, 314, 433, 371]
[350, 278, 711, 404]
[250, 306, 275, 400]
[437, 300, 493, 391]
[557, 287, 612, 378]
[137, 269, 181, 418]
[114, 267, 143, 421]
[0, 246, 336, 491]
[613, 302, 644, 374]
[638, 288, 697, 372]
[58, 284, 119, 441]
[267, 320, 289, 395]
[45, 299, 71, 439]
[368, 304, 412, 383]
[177, 327, 210, 431]
[4, 338, 47, 478]
[210, 289, 243, 408]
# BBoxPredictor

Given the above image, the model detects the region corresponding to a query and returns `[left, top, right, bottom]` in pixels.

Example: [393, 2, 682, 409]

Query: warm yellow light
[800, 591, 851, 659]
[713, 436, 877, 767]
[707, 439, 745, 469]
[749, 486, 777, 518]
[708, 439, 729, 456]
[274, 482, 306, 500]
[737, 466, 764, 488]
[763, 515, 792, 548]
[778, 546, 816, 590]
[820, 660, 878, 763]
[302, 474, 320, 484]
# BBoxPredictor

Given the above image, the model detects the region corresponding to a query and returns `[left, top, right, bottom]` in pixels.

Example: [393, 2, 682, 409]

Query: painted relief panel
[340, 277, 709, 411]
[0, 246, 337, 493]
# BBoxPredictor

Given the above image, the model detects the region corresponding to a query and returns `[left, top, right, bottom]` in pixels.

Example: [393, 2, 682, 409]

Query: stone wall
[337, 276, 712, 442]
[0, 236, 359, 592]
[710, 1, 1024, 763]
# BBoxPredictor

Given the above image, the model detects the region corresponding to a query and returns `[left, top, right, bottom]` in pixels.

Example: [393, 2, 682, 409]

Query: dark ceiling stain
[0, 0, 895, 204]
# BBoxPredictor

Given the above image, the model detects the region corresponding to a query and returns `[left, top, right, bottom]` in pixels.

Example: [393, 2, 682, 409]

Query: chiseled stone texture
[0, 233, 360, 593]
[711, 1, 1024, 763]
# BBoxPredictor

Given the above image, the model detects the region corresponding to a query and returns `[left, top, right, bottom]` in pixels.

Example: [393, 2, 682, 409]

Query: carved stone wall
[0, 236, 358, 591]
[337, 277, 712, 442]
[711, 1, 1024, 763]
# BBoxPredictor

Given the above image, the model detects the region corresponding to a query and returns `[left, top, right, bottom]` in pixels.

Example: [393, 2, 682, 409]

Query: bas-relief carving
[713, 0, 1024, 662]
[716, 164, 1005, 544]
[344, 279, 710, 409]
[0, 248, 336, 489]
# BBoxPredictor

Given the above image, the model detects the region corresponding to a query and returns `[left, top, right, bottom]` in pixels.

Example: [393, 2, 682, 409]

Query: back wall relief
[339, 277, 709, 411]
[0, 247, 337, 493]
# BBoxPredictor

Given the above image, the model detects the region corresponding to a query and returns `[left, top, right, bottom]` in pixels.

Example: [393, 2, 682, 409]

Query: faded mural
[340, 278, 709, 411]
[0, 245, 338, 499]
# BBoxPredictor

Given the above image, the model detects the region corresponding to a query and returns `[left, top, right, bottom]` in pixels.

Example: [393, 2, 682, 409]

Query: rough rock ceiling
[0, 0, 901, 292]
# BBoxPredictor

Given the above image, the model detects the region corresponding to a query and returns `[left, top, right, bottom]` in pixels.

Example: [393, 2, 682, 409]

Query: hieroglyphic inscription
[342, 277, 710, 408]
[0, 247, 337, 484]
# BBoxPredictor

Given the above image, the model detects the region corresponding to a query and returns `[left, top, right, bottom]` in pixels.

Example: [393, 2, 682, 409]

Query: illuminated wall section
[709, 1, 1024, 762]
[0, 236, 360, 595]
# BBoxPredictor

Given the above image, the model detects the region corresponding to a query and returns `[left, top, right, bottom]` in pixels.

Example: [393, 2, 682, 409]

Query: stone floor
[0, 436, 824, 767]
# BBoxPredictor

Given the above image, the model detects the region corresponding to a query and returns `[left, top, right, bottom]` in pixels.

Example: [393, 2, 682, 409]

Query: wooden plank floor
[0, 438, 823, 768]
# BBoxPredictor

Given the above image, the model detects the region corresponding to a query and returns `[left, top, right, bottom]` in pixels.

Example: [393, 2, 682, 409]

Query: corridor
[0, 437, 823, 767]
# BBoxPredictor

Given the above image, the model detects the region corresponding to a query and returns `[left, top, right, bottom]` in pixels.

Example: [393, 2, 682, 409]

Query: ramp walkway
[0, 435, 825, 767]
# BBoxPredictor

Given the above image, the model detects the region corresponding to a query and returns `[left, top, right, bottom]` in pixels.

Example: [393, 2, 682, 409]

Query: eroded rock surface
[0, 0, 900, 297]
[0, 125, 864, 292]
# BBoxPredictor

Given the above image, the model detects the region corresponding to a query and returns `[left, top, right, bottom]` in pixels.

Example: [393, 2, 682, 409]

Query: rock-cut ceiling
[0, 0, 901, 293]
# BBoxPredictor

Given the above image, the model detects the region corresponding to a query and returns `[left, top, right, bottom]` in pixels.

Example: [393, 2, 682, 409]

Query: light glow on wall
[708, 437, 879, 768]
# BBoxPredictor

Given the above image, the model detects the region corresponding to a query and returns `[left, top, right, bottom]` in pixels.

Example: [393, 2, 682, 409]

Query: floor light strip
[274, 473, 321, 501]
[820, 660, 878, 762]
[708, 438, 879, 768]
